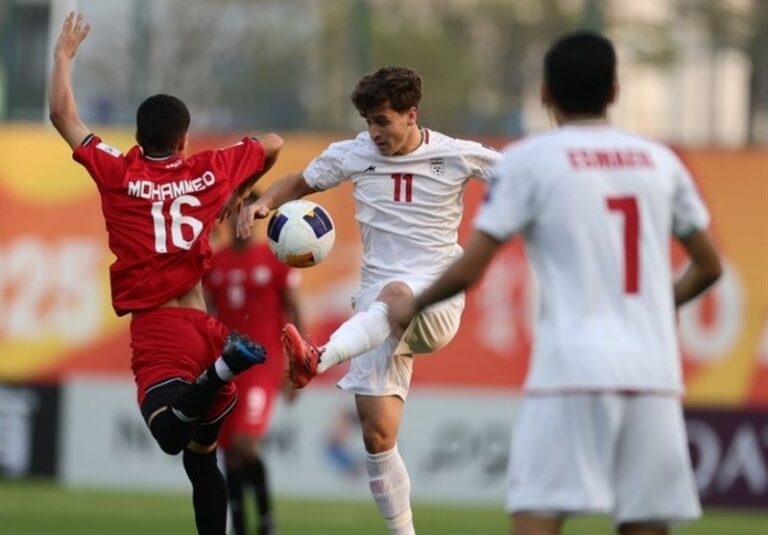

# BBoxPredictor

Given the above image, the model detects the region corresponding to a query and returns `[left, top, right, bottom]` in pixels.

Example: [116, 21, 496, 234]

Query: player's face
[364, 103, 418, 156]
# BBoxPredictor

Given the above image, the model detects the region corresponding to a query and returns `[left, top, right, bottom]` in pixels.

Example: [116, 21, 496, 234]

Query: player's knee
[153, 431, 186, 455]
[148, 411, 187, 455]
[377, 281, 413, 305]
[361, 422, 397, 453]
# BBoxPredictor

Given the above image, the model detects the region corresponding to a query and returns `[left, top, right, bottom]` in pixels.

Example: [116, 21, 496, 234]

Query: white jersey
[304, 129, 501, 288]
[474, 124, 710, 393]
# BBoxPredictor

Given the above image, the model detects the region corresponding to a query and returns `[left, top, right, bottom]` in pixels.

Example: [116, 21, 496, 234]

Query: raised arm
[49, 12, 91, 149]
[673, 229, 722, 307]
[236, 172, 317, 238]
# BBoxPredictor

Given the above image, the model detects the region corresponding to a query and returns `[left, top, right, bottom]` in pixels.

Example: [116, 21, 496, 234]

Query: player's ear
[407, 107, 418, 126]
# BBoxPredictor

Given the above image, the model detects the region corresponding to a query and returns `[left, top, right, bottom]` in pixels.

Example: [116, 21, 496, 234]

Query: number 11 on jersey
[391, 173, 413, 203]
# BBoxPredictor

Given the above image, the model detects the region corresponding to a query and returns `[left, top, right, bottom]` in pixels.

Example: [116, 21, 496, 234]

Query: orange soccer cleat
[281, 323, 321, 389]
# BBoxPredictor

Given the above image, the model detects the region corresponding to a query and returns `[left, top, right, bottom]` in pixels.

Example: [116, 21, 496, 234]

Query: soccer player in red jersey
[204, 196, 302, 535]
[49, 13, 283, 535]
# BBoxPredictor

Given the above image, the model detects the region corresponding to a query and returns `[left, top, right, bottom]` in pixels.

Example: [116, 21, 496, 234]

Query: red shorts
[130, 307, 236, 422]
[218, 377, 279, 448]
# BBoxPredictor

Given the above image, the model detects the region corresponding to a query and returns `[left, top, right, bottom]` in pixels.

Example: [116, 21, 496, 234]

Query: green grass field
[1, 479, 765, 534]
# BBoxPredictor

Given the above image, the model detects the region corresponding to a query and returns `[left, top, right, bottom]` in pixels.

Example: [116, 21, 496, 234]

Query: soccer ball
[266, 199, 335, 268]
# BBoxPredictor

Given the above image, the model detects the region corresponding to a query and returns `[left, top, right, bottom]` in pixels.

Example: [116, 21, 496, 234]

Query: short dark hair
[544, 32, 616, 114]
[351, 66, 422, 116]
[136, 94, 190, 153]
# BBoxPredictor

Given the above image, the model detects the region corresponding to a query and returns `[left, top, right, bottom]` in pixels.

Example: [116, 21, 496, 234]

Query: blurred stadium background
[1, 0, 766, 534]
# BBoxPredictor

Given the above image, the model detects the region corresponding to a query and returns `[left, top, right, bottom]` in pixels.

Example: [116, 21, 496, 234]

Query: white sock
[366, 446, 415, 535]
[317, 301, 391, 373]
[213, 358, 234, 382]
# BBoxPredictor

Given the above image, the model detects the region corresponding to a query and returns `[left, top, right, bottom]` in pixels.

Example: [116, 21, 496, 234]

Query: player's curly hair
[351, 66, 422, 116]
[136, 94, 190, 154]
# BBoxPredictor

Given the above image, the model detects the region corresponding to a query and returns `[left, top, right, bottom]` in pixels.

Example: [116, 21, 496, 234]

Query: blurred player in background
[49, 13, 283, 535]
[238, 66, 502, 535]
[205, 193, 302, 535]
[389, 31, 722, 535]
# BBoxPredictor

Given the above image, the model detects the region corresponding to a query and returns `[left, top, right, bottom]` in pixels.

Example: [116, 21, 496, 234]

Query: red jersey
[73, 135, 265, 316]
[204, 243, 298, 386]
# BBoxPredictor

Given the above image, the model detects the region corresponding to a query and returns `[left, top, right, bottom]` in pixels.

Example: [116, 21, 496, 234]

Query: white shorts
[506, 393, 701, 525]
[337, 279, 465, 400]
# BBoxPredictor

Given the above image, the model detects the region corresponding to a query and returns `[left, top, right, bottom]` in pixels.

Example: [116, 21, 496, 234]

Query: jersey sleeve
[455, 139, 502, 182]
[473, 145, 538, 241]
[303, 140, 354, 190]
[72, 134, 126, 188]
[669, 153, 710, 237]
[212, 137, 266, 190]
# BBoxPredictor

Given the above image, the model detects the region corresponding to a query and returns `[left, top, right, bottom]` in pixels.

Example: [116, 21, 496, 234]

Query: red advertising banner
[1, 126, 766, 408]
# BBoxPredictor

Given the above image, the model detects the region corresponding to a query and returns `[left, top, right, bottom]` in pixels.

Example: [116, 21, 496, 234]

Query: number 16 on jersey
[151, 195, 204, 253]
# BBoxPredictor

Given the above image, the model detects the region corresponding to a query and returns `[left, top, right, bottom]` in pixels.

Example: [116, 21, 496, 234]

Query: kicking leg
[143, 332, 266, 455]
[319, 282, 413, 371]
[356, 394, 414, 535]
[283, 282, 413, 388]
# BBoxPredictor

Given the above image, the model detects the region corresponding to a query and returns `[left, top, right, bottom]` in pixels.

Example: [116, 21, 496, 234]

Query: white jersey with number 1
[304, 129, 501, 289]
[474, 124, 710, 394]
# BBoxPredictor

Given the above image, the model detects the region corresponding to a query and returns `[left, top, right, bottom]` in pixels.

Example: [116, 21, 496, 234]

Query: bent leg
[318, 282, 413, 373]
[356, 394, 414, 535]
[142, 377, 235, 456]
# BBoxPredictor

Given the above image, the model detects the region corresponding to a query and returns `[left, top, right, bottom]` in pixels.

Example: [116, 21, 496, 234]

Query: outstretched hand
[236, 198, 272, 238]
[55, 12, 90, 59]
[217, 192, 244, 223]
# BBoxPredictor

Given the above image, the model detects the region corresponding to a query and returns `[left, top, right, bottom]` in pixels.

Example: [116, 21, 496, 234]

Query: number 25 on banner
[1, 238, 104, 341]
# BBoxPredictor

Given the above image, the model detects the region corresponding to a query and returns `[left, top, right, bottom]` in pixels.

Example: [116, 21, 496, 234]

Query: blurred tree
[675, 0, 763, 144]
[310, 0, 579, 136]
[747, 0, 768, 144]
[2, 0, 49, 121]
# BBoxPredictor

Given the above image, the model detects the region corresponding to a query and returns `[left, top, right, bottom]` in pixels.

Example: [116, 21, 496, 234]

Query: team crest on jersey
[429, 158, 444, 176]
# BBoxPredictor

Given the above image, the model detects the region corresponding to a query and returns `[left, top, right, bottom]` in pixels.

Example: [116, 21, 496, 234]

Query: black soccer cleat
[221, 331, 267, 375]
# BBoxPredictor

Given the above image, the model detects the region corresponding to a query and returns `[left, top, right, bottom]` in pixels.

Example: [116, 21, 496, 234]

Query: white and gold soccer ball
[266, 200, 335, 268]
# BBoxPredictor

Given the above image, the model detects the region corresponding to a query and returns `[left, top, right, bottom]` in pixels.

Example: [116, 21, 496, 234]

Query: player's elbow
[49, 107, 75, 132]
[49, 108, 66, 129]
[260, 133, 284, 157]
[703, 255, 723, 287]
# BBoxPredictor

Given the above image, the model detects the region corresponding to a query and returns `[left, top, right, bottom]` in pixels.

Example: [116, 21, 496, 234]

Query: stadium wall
[1, 126, 766, 506]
